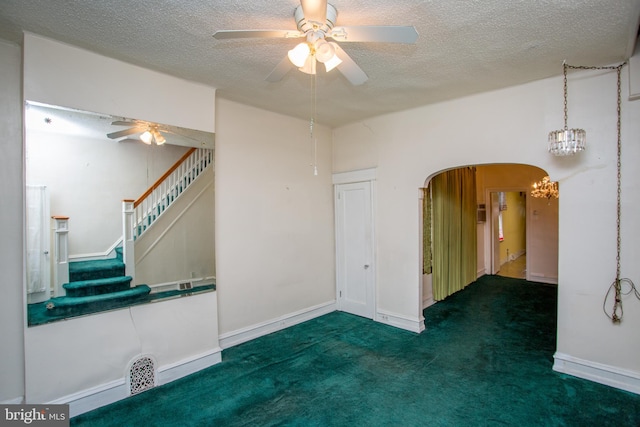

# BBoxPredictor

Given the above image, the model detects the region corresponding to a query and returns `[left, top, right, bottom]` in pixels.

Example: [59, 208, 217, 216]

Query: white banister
[132, 148, 213, 240]
[52, 216, 69, 297]
[122, 200, 136, 281]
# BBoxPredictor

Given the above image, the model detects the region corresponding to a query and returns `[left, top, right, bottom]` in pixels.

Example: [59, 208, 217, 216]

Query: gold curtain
[431, 167, 477, 300]
[422, 186, 432, 274]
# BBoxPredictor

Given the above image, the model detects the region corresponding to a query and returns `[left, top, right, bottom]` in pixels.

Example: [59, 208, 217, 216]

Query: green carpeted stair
[46, 248, 150, 317]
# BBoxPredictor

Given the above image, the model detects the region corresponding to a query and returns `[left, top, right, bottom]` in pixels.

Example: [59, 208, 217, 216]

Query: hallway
[497, 255, 526, 279]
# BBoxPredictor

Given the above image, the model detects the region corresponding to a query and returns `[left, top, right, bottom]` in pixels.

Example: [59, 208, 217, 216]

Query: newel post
[122, 200, 135, 282]
[51, 216, 69, 297]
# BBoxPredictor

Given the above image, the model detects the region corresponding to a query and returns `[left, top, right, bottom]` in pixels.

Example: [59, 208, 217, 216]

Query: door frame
[485, 187, 529, 280]
[332, 168, 377, 319]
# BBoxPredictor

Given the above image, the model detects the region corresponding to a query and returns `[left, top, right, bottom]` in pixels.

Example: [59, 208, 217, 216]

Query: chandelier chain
[563, 62, 568, 130]
[571, 61, 637, 323]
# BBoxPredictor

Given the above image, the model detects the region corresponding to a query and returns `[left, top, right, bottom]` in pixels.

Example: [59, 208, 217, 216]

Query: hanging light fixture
[289, 31, 342, 76]
[140, 130, 153, 145]
[530, 176, 558, 200]
[288, 42, 311, 68]
[548, 62, 586, 156]
[139, 126, 165, 145]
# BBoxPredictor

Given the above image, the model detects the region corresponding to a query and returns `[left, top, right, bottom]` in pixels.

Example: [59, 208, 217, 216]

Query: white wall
[21, 34, 221, 410]
[0, 39, 25, 404]
[215, 99, 336, 338]
[23, 34, 215, 133]
[135, 166, 215, 287]
[333, 65, 640, 388]
[26, 127, 190, 256]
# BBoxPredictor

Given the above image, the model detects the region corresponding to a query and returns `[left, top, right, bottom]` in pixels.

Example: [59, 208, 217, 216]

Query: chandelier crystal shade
[548, 62, 586, 156]
[531, 176, 558, 200]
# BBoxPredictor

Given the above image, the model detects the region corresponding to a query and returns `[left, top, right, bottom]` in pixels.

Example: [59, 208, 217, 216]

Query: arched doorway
[421, 163, 558, 308]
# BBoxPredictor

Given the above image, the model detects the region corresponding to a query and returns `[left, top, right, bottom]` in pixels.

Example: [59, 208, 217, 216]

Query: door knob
[364, 264, 370, 269]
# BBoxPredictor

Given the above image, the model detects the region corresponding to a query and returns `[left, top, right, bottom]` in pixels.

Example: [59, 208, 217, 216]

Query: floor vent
[128, 356, 156, 395]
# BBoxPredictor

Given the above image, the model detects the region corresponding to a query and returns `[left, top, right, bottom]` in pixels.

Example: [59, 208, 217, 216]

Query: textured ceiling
[1, 0, 639, 127]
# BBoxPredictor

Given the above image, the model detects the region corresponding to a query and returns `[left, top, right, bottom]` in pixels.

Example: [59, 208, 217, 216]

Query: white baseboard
[157, 348, 222, 386]
[553, 352, 640, 395]
[219, 301, 337, 349]
[422, 297, 435, 310]
[529, 273, 558, 285]
[1, 396, 24, 404]
[376, 309, 425, 333]
[52, 347, 223, 417]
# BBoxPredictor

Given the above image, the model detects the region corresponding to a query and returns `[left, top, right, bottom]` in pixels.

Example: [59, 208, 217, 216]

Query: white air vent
[128, 356, 156, 395]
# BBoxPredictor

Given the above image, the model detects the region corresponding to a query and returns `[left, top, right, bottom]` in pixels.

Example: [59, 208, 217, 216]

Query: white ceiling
[1, 0, 639, 128]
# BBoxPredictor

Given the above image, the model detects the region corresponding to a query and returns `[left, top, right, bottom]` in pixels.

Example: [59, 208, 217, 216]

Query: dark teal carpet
[71, 276, 640, 426]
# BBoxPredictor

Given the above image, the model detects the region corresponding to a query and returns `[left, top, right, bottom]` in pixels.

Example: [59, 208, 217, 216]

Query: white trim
[1, 396, 24, 404]
[50, 378, 127, 418]
[137, 179, 213, 262]
[157, 348, 222, 385]
[553, 352, 640, 395]
[68, 238, 123, 262]
[149, 276, 216, 293]
[50, 348, 223, 417]
[376, 309, 425, 333]
[422, 297, 435, 310]
[219, 301, 336, 349]
[529, 273, 558, 285]
[332, 168, 377, 184]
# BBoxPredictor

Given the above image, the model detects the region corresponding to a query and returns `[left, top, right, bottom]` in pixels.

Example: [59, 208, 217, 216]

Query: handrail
[134, 147, 197, 208]
[130, 147, 213, 241]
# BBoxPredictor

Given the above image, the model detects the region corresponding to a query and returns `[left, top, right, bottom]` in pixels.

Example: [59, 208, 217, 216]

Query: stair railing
[131, 147, 213, 241]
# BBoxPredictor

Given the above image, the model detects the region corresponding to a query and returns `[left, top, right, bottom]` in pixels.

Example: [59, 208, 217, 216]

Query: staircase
[46, 248, 150, 317]
[132, 147, 213, 240]
[44, 147, 213, 319]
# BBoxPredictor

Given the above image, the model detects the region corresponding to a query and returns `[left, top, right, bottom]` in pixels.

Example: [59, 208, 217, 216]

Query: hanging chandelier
[548, 62, 586, 156]
[530, 176, 558, 200]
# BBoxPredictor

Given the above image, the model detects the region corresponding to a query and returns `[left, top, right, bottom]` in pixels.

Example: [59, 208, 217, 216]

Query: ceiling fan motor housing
[294, 3, 337, 35]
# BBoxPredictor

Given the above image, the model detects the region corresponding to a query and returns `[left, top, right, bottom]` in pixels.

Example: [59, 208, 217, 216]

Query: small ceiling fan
[213, 0, 418, 85]
[107, 120, 168, 145]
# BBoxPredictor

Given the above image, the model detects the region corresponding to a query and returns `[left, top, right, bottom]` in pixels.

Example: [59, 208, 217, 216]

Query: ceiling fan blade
[329, 26, 419, 44]
[333, 44, 368, 86]
[107, 127, 144, 139]
[213, 30, 303, 40]
[266, 56, 294, 82]
[300, 0, 327, 24]
[110, 120, 137, 126]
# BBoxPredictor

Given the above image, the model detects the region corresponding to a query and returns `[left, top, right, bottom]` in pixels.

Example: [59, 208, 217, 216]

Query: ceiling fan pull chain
[310, 73, 318, 175]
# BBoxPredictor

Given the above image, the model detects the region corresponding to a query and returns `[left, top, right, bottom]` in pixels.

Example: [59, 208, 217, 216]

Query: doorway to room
[490, 191, 527, 279]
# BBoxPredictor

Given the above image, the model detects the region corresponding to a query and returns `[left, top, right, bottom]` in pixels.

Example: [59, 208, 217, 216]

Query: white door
[335, 181, 375, 319]
[26, 185, 51, 303]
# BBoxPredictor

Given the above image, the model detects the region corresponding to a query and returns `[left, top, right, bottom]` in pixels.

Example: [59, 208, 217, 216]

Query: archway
[420, 163, 558, 309]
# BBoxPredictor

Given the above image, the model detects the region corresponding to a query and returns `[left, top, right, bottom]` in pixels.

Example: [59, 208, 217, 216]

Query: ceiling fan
[107, 120, 168, 145]
[213, 0, 418, 85]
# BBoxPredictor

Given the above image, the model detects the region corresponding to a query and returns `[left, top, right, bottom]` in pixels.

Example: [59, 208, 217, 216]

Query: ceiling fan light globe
[324, 54, 342, 72]
[298, 55, 317, 75]
[288, 43, 311, 68]
[140, 130, 153, 144]
[315, 39, 335, 63]
[153, 130, 166, 145]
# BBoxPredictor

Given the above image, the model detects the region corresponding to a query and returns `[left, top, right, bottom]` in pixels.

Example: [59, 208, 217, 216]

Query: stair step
[69, 258, 125, 282]
[63, 276, 133, 297]
[46, 285, 151, 317]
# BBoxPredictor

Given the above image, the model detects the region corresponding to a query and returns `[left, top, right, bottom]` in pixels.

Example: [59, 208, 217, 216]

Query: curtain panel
[431, 168, 477, 300]
[422, 186, 432, 275]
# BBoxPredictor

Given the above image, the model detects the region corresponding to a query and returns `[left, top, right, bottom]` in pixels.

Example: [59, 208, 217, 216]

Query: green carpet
[71, 276, 640, 426]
